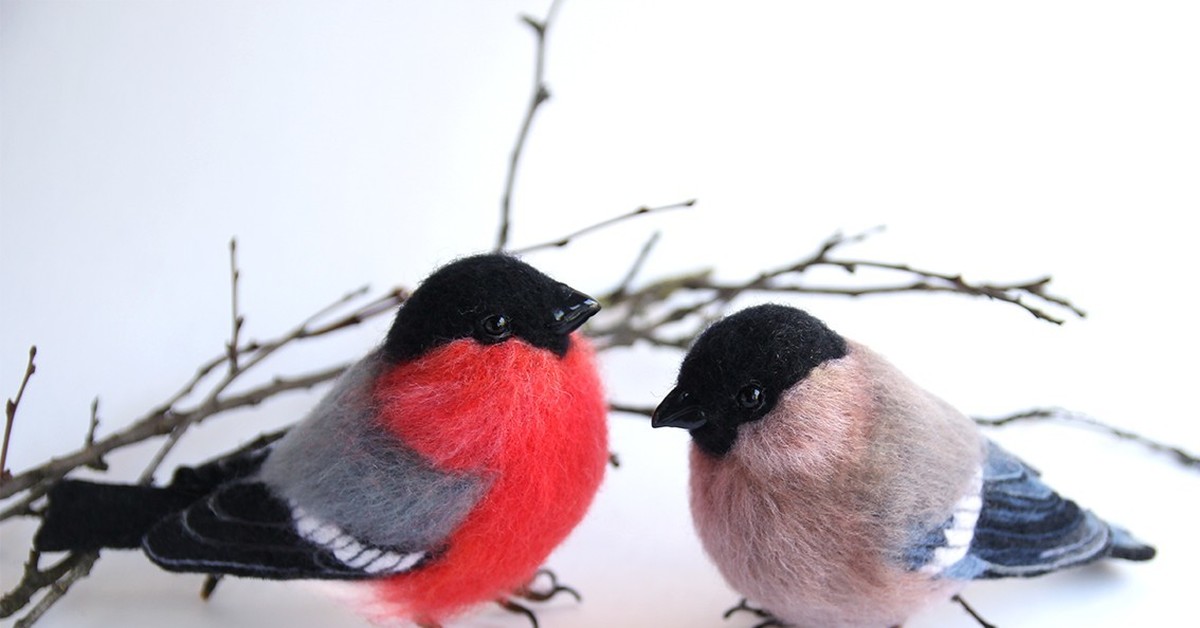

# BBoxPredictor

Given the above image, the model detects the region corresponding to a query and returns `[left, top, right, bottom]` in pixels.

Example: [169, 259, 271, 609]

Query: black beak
[652, 387, 707, 429]
[548, 286, 601, 334]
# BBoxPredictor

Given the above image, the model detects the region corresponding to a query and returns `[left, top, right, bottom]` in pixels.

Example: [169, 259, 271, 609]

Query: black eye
[735, 384, 764, 410]
[480, 314, 512, 340]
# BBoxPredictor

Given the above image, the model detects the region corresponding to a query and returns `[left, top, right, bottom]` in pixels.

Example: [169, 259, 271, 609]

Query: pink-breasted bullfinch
[652, 304, 1154, 628]
[34, 254, 610, 627]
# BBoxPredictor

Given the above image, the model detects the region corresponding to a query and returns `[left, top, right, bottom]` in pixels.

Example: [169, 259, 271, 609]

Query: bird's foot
[515, 568, 582, 603]
[951, 594, 997, 628]
[199, 574, 223, 601]
[496, 598, 540, 628]
[496, 569, 581, 628]
[723, 598, 787, 627]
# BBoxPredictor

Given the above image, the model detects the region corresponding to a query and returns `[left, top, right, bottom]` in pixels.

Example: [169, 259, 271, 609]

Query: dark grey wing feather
[143, 482, 431, 580]
[937, 441, 1153, 580]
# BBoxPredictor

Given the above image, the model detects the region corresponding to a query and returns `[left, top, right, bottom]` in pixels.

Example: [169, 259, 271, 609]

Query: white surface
[2, 1, 1198, 627]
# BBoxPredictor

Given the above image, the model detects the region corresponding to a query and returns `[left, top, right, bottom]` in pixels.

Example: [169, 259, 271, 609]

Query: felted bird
[651, 304, 1154, 628]
[34, 253, 610, 628]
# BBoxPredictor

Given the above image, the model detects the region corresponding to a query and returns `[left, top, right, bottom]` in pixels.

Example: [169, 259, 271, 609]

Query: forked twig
[587, 227, 1085, 352]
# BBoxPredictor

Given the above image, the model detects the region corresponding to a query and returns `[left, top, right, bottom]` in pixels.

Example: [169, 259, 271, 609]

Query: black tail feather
[34, 440, 273, 553]
[34, 480, 198, 552]
[1107, 526, 1157, 562]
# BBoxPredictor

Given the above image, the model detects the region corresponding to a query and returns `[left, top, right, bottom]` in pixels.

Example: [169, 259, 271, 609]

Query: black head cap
[651, 304, 847, 457]
[383, 254, 600, 363]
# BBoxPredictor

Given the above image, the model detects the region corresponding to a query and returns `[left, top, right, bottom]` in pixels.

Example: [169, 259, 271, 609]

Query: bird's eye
[735, 384, 764, 410]
[480, 314, 512, 340]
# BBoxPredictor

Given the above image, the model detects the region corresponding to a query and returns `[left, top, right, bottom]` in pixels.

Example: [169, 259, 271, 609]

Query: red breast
[370, 333, 608, 622]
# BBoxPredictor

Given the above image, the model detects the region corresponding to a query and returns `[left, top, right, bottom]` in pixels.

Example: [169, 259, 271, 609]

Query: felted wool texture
[370, 333, 608, 624]
[675, 304, 848, 457]
[35, 480, 201, 551]
[142, 481, 404, 580]
[385, 254, 583, 362]
[945, 441, 1155, 580]
[37, 443, 271, 553]
[689, 342, 983, 628]
[260, 351, 486, 551]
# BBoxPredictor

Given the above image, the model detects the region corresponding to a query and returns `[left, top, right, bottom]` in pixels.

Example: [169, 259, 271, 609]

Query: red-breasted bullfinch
[34, 254, 609, 627]
[652, 304, 1154, 628]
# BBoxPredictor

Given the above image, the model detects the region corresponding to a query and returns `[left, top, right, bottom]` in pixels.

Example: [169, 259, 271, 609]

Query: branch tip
[2, 346, 38, 485]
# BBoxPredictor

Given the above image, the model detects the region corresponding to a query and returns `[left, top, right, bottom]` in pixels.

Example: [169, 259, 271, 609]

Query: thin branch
[952, 594, 997, 628]
[128, 286, 401, 485]
[0, 491, 41, 520]
[9, 552, 98, 627]
[587, 227, 1085, 351]
[149, 285, 387, 424]
[975, 407, 1199, 470]
[511, 199, 696, 255]
[611, 232, 661, 302]
[1, 550, 88, 618]
[0, 364, 350, 519]
[496, 0, 566, 251]
[83, 398, 106, 471]
[2, 346, 37, 483]
[140, 239, 242, 483]
[226, 239, 243, 374]
[0, 286, 404, 501]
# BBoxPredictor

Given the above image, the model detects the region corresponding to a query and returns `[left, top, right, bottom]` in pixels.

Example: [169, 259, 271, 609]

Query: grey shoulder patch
[258, 351, 488, 551]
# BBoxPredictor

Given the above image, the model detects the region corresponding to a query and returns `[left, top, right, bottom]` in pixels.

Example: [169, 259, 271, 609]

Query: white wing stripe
[920, 466, 984, 575]
[291, 504, 424, 575]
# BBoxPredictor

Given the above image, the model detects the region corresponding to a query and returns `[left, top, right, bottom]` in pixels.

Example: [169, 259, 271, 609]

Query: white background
[2, 1, 1198, 626]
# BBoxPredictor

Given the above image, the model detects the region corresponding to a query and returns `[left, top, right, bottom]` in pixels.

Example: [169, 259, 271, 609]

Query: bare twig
[150, 285, 386, 424]
[611, 232, 661, 302]
[83, 398, 106, 471]
[0, 283, 398, 623]
[9, 552, 98, 627]
[0, 492, 41, 520]
[1, 550, 92, 619]
[975, 407, 1200, 470]
[140, 240, 247, 483]
[2, 346, 37, 483]
[0, 287, 404, 502]
[496, 0, 566, 251]
[0, 363, 353, 509]
[511, 200, 696, 255]
[227, 239, 243, 374]
[952, 594, 997, 628]
[587, 228, 1085, 351]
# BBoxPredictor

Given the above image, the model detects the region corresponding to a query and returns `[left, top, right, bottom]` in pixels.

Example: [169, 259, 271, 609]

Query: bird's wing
[143, 352, 487, 580]
[142, 480, 434, 580]
[909, 440, 1117, 580]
